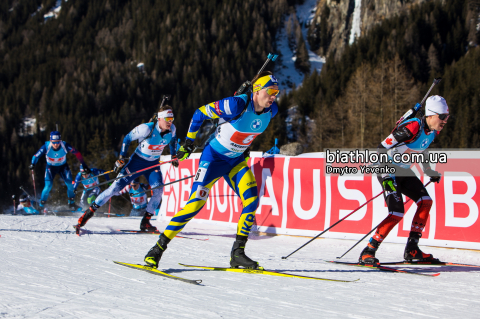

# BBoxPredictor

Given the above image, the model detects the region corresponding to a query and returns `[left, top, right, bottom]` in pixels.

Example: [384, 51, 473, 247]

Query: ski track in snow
[1, 215, 480, 318]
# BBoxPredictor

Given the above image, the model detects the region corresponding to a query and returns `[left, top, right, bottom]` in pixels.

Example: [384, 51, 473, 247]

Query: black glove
[29, 164, 35, 170]
[177, 139, 195, 161]
[83, 167, 91, 174]
[171, 155, 179, 168]
[424, 168, 442, 183]
[114, 158, 128, 174]
[382, 176, 397, 193]
[243, 147, 251, 161]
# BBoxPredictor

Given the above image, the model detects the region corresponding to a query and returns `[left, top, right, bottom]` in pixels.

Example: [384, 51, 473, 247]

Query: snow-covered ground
[275, 0, 325, 91]
[1, 215, 480, 318]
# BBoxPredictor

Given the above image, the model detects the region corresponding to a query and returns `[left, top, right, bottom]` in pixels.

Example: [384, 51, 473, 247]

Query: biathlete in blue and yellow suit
[75, 105, 178, 232]
[30, 131, 89, 210]
[144, 71, 280, 269]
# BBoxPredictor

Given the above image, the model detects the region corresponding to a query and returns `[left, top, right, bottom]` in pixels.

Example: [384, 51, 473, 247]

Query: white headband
[158, 110, 174, 118]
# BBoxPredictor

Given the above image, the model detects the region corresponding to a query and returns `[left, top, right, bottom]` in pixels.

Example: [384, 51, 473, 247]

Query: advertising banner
[158, 151, 480, 250]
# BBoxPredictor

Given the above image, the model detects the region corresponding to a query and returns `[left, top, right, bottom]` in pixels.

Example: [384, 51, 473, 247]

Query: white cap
[425, 95, 449, 116]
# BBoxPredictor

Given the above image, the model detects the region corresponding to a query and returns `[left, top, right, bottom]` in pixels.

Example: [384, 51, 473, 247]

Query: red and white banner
[158, 152, 480, 250]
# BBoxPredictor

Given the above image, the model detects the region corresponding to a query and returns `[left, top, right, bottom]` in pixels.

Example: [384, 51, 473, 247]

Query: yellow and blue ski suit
[164, 93, 278, 240]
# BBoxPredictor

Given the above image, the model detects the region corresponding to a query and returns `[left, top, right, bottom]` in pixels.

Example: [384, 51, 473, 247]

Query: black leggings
[377, 167, 429, 216]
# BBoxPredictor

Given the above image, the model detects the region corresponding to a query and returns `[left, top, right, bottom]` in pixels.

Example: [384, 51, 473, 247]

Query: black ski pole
[282, 189, 385, 260]
[395, 78, 442, 128]
[12, 195, 16, 215]
[84, 159, 177, 190]
[234, 53, 278, 96]
[336, 181, 432, 259]
[136, 175, 195, 195]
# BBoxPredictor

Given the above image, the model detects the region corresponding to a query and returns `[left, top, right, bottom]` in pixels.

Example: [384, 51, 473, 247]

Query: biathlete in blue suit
[17, 195, 41, 215]
[75, 105, 178, 232]
[30, 131, 89, 210]
[359, 95, 449, 265]
[119, 178, 152, 216]
[144, 71, 280, 269]
[73, 164, 111, 208]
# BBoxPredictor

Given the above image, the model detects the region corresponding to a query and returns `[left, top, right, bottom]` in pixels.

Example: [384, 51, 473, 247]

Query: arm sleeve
[32, 145, 47, 165]
[64, 142, 88, 168]
[169, 125, 177, 156]
[121, 124, 152, 157]
[119, 185, 130, 195]
[185, 95, 248, 141]
[421, 149, 432, 171]
[380, 121, 420, 149]
[73, 173, 82, 191]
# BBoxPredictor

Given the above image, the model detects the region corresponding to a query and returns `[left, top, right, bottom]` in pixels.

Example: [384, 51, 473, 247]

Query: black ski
[113, 261, 202, 285]
[328, 261, 440, 277]
[380, 261, 480, 268]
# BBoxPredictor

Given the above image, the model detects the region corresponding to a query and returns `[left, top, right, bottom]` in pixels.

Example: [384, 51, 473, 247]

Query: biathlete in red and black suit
[359, 95, 450, 265]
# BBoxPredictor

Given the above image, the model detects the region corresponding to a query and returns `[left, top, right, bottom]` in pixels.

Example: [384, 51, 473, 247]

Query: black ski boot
[140, 212, 158, 232]
[74, 204, 98, 234]
[68, 199, 81, 211]
[144, 233, 170, 268]
[359, 238, 381, 265]
[230, 235, 260, 269]
[404, 232, 439, 262]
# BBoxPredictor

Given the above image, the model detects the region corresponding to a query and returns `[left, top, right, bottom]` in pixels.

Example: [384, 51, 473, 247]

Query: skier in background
[73, 164, 110, 208]
[30, 131, 89, 210]
[143, 71, 279, 270]
[119, 178, 152, 217]
[17, 195, 41, 215]
[359, 95, 449, 265]
[75, 105, 178, 233]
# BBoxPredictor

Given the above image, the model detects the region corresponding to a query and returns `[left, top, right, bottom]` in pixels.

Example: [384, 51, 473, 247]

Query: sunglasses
[162, 117, 174, 123]
[131, 183, 140, 186]
[51, 141, 61, 144]
[430, 111, 450, 120]
[265, 88, 280, 96]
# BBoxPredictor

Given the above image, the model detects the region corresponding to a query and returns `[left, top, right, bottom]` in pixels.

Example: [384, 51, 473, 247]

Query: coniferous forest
[0, 0, 479, 208]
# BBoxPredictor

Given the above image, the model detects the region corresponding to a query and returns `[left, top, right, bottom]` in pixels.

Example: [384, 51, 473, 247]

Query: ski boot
[359, 238, 381, 266]
[144, 233, 170, 268]
[404, 232, 439, 262]
[230, 235, 261, 269]
[140, 212, 158, 232]
[74, 204, 98, 234]
[68, 198, 81, 211]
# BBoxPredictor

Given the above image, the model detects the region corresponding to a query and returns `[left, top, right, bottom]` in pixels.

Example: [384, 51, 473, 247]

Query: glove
[424, 168, 442, 183]
[114, 158, 128, 174]
[29, 164, 35, 170]
[171, 155, 179, 168]
[83, 167, 91, 174]
[382, 176, 397, 192]
[177, 139, 195, 161]
[243, 147, 251, 161]
[74, 189, 78, 195]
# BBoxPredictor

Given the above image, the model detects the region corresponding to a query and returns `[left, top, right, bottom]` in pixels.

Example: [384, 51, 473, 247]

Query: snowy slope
[1, 215, 480, 318]
[275, 0, 325, 91]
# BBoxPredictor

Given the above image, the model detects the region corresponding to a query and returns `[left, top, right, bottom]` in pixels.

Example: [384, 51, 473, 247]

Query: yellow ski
[113, 261, 202, 285]
[179, 263, 358, 282]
